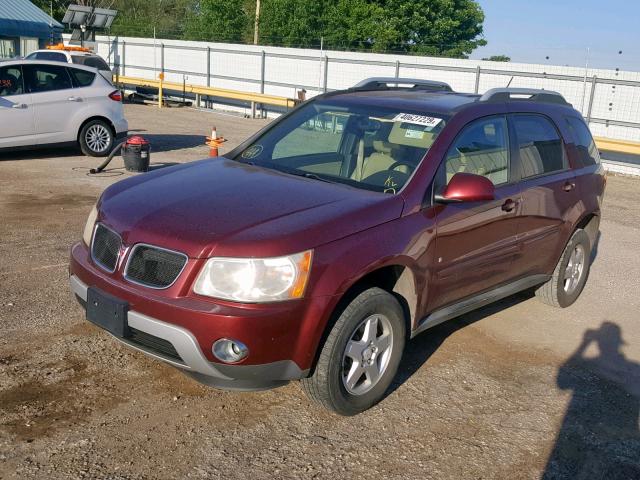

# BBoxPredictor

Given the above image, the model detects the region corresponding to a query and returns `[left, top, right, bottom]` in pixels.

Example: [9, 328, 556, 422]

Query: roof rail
[354, 77, 453, 92]
[480, 88, 570, 105]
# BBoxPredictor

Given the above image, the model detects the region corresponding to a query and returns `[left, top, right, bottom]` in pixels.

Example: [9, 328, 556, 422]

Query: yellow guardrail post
[158, 73, 164, 109]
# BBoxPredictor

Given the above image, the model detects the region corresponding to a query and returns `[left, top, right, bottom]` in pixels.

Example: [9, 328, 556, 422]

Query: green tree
[482, 55, 511, 62]
[183, 0, 251, 43]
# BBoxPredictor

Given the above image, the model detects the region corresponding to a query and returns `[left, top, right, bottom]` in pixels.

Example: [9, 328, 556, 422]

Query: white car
[0, 60, 128, 157]
[25, 48, 113, 83]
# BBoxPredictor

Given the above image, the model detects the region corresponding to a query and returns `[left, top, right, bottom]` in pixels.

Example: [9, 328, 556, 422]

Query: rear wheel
[79, 119, 114, 157]
[301, 287, 406, 415]
[535, 229, 591, 308]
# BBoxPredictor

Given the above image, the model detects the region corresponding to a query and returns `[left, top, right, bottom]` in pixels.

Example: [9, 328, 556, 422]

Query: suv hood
[98, 159, 404, 258]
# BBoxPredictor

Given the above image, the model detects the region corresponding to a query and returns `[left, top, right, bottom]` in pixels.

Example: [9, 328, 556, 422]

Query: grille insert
[125, 244, 187, 289]
[128, 328, 183, 362]
[91, 223, 122, 272]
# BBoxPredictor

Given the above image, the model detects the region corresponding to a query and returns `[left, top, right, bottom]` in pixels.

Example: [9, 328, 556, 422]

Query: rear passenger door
[509, 113, 578, 277]
[23, 64, 77, 142]
[430, 115, 523, 311]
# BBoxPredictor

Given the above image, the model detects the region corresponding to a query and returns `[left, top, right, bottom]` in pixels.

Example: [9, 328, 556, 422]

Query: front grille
[91, 223, 122, 272]
[125, 244, 187, 289]
[128, 327, 183, 362]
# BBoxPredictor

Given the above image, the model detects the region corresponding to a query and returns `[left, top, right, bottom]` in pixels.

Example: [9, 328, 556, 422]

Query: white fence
[78, 35, 640, 143]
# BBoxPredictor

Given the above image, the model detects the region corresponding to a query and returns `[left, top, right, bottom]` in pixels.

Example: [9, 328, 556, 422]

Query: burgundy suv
[70, 78, 605, 415]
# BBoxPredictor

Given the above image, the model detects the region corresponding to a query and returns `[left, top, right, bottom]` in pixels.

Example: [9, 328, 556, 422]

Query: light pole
[254, 0, 261, 45]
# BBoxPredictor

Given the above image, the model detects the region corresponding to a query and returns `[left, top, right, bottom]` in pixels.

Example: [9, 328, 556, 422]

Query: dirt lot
[1, 104, 639, 479]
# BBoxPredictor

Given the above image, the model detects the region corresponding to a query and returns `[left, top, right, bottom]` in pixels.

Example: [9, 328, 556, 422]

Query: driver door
[428, 115, 523, 312]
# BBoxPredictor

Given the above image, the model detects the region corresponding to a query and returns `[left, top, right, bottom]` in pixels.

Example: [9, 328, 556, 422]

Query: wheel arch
[304, 261, 419, 377]
[77, 115, 116, 143]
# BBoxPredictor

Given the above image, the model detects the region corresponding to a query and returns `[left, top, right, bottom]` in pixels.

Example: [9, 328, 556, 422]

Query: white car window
[0, 66, 24, 96]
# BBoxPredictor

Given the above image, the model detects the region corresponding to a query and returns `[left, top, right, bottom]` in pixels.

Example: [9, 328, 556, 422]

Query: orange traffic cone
[206, 126, 226, 157]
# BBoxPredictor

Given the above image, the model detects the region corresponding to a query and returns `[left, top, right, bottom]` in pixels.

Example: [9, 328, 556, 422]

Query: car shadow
[0, 146, 84, 161]
[387, 289, 535, 396]
[143, 134, 206, 153]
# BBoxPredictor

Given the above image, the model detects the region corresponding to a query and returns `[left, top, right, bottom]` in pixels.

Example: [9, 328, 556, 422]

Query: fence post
[586, 75, 598, 123]
[160, 43, 165, 75]
[474, 65, 481, 94]
[260, 50, 266, 117]
[206, 46, 211, 109]
[121, 40, 126, 77]
[323, 55, 329, 93]
[395, 60, 400, 79]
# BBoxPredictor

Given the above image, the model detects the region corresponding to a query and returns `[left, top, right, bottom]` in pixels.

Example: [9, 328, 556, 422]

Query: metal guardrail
[114, 75, 297, 109]
[595, 137, 640, 156]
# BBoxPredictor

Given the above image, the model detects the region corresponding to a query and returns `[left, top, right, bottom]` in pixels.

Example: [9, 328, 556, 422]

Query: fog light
[212, 338, 249, 363]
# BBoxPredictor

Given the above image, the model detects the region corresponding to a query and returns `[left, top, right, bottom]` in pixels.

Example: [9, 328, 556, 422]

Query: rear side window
[0, 66, 24, 96]
[438, 115, 510, 187]
[512, 114, 566, 177]
[72, 55, 110, 71]
[566, 116, 601, 166]
[68, 67, 95, 87]
[24, 64, 73, 93]
[32, 51, 68, 62]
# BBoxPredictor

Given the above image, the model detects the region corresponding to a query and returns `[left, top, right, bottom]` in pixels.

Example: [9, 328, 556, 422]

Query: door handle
[563, 181, 576, 192]
[501, 199, 518, 212]
[11, 103, 27, 109]
[68, 96, 82, 102]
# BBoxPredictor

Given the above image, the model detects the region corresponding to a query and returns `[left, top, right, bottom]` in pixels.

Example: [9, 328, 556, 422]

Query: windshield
[234, 100, 447, 193]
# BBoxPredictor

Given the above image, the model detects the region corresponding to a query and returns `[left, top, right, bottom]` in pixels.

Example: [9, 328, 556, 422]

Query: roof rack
[479, 88, 570, 106]
[353, 77, 453, 92]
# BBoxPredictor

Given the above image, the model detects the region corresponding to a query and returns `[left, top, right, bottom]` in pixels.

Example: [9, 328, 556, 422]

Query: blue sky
[473, 0, 639, 70]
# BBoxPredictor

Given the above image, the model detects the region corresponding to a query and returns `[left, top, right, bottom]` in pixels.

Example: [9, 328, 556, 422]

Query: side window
[68, 68, 96, 87]
[34, 51, 67, 62]
[0, 66, 24, 96]
[24, 64, 73, 93]
[512, 114, 566, 177]
[566, 116, 601, 166]
[439, 116, 510, 187]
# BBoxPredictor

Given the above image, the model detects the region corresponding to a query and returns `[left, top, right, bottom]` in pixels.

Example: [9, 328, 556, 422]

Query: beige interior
[446, 148, 509, 185]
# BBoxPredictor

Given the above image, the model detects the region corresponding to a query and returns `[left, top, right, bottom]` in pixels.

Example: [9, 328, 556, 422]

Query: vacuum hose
[89, 140, 126, 174]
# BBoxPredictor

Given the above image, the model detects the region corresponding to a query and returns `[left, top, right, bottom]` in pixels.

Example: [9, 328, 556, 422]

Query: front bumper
[70, 274, 307, 391]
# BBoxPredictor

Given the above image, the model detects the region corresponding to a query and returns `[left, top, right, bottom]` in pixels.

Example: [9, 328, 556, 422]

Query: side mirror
[434, 172, 495, 204]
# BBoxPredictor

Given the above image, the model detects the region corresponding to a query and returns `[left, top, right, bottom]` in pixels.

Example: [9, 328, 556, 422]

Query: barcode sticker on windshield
[393, 113, 443, 129]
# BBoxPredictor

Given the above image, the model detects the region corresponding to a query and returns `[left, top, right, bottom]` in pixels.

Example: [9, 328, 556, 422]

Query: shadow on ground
[389, 289, 535, 396]
[542, 321, 640, 479]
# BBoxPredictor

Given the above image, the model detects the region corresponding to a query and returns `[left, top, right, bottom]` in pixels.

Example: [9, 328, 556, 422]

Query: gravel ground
[1, 104, 639, 479]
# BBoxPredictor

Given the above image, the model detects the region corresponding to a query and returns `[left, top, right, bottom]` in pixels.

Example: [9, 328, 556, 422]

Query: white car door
[23, 63, 78, 144]
[0, 65, 35, 147]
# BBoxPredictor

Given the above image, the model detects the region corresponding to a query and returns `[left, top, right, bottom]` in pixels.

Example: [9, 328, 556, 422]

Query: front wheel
[535, 229, 591, 308]
[79, 119, 114, 157]
[301, 287, 406, 415]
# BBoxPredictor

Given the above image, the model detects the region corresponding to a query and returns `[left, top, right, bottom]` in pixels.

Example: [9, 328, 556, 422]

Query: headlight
[194, 250, 313, 303]
[83, 204, 98, 246]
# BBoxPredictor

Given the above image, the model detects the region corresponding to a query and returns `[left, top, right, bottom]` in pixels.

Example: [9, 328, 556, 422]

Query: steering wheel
[388, 160, 415, 172]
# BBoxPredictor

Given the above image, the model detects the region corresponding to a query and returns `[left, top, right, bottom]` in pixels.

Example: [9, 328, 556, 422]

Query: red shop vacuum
[90, 136, 151, 174]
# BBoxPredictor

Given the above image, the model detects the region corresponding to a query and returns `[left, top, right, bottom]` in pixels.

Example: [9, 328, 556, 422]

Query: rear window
[72, 55, 110, 71]
[512, 114, 566, 177]
[30, 51, 67, 62]
[68, 67, 95, 87]
[566, 116, 601, 166]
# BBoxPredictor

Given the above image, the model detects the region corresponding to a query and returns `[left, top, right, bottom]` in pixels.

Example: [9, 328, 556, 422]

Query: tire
[79, 119, 115, 157]
[535, 229, 591, 308]
[301, 287, 406, 416]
